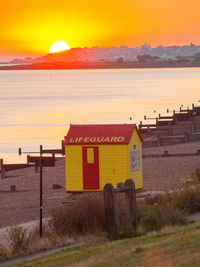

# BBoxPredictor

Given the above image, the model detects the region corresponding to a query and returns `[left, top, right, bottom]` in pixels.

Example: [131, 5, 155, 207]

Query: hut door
[82, 147, 100, 189]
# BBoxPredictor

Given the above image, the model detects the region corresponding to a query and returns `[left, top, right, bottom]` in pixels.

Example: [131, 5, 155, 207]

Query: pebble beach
[0, 141, 200, 228]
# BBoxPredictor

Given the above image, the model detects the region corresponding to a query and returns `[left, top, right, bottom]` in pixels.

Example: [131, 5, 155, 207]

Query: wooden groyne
[1, 141, 64, 178]
[140, 103, 200, 148]
[0, 159, 28, 178]
[18, 140, 65, 156]
[143, 149, 200, 159]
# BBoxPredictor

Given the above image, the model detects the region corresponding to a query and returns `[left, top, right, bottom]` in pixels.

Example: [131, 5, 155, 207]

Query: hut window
[87, 148, 94, 164]
[130, 150, 140, 171]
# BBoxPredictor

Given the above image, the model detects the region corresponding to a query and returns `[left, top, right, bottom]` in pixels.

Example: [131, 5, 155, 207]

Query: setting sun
[49, 41, 70, 53]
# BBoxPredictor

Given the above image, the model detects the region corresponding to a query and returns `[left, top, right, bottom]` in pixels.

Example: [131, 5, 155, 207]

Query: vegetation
[8, 226, 34, 254]
[0, 244, 8, 262]
[192, 168, 200, 184]
[51, 184, 200, 237]
[50, 193, 106, 236]
[2, 180, 200, 263]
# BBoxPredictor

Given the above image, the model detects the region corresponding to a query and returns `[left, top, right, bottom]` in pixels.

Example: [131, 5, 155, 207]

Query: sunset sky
[1, 0, 200, 59]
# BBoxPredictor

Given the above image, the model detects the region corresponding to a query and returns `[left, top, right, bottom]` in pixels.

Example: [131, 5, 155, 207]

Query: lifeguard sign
[64, 124, 143, 193]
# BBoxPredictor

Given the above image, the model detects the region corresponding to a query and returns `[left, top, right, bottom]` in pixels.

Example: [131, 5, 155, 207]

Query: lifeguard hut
[64, 124, 143, 193]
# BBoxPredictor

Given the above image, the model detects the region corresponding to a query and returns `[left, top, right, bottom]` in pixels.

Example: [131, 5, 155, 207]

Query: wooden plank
[0, 159, 5, 178]
[140, 124, 157, 128]
[115, 185, 131, 193]
[159, 115, 173, 120]
[27, 155, 55, 167]
[4, 164, 28, 171]
[157, 120, 173, 126]
[103, 183, 119, 232]
[125, 179, 137, 229]
[42, 149, 64, 154]
[143, 152, 199, 158]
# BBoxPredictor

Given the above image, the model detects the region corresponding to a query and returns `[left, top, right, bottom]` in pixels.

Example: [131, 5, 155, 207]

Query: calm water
[0, 68, 200, 163]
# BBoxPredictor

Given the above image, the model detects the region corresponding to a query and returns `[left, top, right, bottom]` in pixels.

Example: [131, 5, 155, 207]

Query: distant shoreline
[1, 61, 200, 70]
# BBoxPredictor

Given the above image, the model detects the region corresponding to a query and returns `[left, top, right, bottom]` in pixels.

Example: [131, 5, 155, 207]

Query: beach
[0, 159, 66, 228]
[1, 141, 200, 228]
[143, 141, 200, 191]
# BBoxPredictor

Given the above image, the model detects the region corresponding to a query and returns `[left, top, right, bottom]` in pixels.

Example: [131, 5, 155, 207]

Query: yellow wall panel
[99, 145, 128, 190]
[65, 145, 83, 191]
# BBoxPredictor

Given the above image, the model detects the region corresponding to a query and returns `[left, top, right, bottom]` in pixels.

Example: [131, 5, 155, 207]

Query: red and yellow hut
[64, 124, 143, 193]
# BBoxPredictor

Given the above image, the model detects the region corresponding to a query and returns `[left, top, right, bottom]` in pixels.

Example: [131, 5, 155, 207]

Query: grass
[9, 223, 200, 266]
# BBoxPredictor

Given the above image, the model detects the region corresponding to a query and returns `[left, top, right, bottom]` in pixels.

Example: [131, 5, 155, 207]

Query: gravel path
[0, 243, 82, 267]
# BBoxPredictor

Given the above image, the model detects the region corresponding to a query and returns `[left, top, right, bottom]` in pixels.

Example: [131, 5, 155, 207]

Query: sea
[0, 67, 200, 163]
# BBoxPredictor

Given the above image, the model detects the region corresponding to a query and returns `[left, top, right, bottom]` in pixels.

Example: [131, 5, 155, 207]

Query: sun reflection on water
[1, 68, 200, 162]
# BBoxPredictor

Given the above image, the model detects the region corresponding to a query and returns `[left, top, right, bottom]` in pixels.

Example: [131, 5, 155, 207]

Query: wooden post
[124, 179, 137, 229]
[156, 117, 158, 125]
[148, 126, 151, 137]
[35, 145, 42, 173]
[168, 121, 172, 136]
[35, 165, 39, 173]
[61, 140, 65, 155]
[40, 145, 43, 155]
[10, 185, 16, 192]
[139, 121, 142, 130]
[191, 118, 195, 133]
[157, 134, 161, 147]
[103, 183, 119, 232]
[18, 148, 22, 155]
[39, 154, 43, 238]
[0, 159, 5, 178]
[163, 151, 169, 157]
[184, 131, 189, 143]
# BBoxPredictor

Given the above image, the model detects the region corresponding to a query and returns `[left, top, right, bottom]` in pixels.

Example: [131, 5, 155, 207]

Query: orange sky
[1, 0, 200, 57]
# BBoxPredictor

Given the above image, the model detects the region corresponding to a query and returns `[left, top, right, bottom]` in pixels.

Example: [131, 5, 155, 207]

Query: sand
[143, 141, 200, 191]
[0, 159, 67, 228]
[1, 141, 200, 228]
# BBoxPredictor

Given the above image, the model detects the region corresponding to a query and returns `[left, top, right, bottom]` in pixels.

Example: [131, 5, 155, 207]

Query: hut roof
[64, 124, 143, 145]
